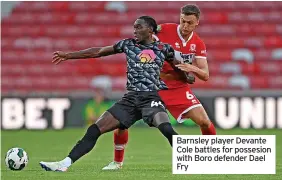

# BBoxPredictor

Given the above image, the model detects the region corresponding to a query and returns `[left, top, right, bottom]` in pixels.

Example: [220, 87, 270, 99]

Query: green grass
[1, 127, 282, 180]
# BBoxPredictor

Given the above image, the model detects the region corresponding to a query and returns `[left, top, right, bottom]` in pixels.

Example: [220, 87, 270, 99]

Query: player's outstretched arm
[175, 58, 209, 81]
[52, 46, 116, 65]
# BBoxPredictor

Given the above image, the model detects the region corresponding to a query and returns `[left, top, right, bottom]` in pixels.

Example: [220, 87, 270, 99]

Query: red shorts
[158, 86, 202, 123]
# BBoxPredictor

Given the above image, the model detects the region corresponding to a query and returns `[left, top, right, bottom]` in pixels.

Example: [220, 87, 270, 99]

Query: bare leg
[182, 106, 216, 135]
[95, 111, 121, 134]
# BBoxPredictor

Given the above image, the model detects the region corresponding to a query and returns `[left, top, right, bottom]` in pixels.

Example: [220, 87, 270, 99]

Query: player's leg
[141, 92, 178, 146]
[39, 111, 121, 172]
[103, 108, 177, 171]
[182, 106, 216, 135]
[152, 112, 178, 146]
[113, 128, 128, 163]
[160, 87, 216, 135]
[102, 127, 129, 170]
[102, 92, 139, 170]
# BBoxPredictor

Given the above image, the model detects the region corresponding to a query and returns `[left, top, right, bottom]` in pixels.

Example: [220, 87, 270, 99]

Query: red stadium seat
[250, 76, 282, 89]
[2, 1, 282, 93]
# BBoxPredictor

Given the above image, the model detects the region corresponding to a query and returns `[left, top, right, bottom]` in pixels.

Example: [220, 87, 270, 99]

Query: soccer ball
[5, 147, 28, 171]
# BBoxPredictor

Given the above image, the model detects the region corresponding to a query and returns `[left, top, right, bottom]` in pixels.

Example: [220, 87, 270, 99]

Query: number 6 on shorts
[186, 91, 194, 100]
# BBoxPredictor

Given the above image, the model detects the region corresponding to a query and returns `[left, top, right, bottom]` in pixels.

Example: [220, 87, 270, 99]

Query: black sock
[68, 124, 101, 163]
[158, 122, 178, 146]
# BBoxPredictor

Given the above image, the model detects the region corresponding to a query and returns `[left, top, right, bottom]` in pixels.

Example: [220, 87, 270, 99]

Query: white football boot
[39, 161, 68, 172]
[102, 161, 123, 170]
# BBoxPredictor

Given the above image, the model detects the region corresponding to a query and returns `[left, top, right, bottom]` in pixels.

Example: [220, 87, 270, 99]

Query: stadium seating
[2, 1, 282, 94]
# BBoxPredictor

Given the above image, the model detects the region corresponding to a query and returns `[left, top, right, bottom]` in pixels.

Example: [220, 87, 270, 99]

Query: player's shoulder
[192, 32, 205, 44]
[119, 38, 135, 42]
[116, 38, 137, 45]
[157, 41, 173, 51]
[158, 23, 178, 32]
[159, 23, 178, 28]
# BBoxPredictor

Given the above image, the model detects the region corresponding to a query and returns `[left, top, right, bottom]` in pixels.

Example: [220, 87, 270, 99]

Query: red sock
[201, 122, 216, 135]
[114, 129, 128, 163]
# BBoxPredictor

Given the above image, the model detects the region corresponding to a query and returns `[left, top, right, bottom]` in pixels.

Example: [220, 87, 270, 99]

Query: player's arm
[175, 40, 209, 81]
[175, 58, 209, 81]
[193, 57, 209, 81]
[52, 46, 116, 65]
[52, 39, 128, 65]
[66, 46, 116, 59]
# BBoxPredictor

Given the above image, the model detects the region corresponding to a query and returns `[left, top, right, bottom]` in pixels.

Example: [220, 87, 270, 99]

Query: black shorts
[107, 91, 167, 128]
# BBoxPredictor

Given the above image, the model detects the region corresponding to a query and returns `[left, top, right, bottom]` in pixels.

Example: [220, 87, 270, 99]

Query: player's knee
[152, 112, 170, 127]
[95, 111, 120, 134]
[183, 111, 211, 129]
[84, 124, 101, 141]
[197, 118, 211, 129]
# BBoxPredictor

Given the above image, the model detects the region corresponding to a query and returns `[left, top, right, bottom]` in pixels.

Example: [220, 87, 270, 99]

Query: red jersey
[155, 23, 207, 88]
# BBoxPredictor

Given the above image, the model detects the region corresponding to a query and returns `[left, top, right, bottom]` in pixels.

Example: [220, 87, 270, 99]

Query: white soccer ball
[5, 147, 28, 171]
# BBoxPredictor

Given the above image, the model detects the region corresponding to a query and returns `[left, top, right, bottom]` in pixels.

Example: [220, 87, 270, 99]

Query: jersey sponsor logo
[138, 50, 156, 63]
[134, 63, 159, 68]
[174, 50, 195, 64]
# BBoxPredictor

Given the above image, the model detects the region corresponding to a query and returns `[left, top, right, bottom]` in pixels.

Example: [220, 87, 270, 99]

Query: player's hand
[186, 73, 195, 84]
[52, 51, 68, 65]
[175, 63, 197, 73]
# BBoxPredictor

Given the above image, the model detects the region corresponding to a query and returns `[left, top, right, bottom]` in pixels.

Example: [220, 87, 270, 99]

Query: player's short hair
[138, 16, 158, 34]
[181, 4, 201, 19]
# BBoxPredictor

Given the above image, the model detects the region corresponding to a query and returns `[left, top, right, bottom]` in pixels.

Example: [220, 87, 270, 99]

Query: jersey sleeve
[113, 39, 128, 53]
[195, 39, 207, 59]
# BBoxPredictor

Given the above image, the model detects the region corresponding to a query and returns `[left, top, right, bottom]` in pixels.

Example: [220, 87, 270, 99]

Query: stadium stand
[2, 1, 282, 94]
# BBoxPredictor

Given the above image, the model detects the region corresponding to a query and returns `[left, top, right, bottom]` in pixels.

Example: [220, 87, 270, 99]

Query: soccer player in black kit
[39, 16, 179, 172]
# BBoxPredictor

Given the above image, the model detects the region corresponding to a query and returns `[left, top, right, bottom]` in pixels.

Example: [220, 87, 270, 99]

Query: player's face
[133, 19, 151, 43]
[179, 14, 199, 36]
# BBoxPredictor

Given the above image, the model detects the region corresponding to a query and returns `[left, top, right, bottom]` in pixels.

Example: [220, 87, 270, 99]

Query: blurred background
[1, 1, 282, 130]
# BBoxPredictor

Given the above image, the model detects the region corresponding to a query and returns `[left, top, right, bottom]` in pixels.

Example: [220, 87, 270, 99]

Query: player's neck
[140, 38, 154, 45]
[180, 31, 193, 42]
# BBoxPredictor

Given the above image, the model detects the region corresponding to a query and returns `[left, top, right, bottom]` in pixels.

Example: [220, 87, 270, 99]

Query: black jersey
[113, 38, 174, 91]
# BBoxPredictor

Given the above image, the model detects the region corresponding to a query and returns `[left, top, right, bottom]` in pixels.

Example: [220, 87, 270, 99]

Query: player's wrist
[65, 53, 71, 60]
[193, 68, 209, 81]
[187, 64, 198, 73]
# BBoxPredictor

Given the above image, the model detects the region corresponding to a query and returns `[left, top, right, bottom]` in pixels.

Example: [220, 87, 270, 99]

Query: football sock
[114, 129, 128, 163]
[68, 124, 101, 163]
[157, 122, 178, 146]
[201, 122, 216, 135]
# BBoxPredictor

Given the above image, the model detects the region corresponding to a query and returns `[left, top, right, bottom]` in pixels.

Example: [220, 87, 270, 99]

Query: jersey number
[186, 91, 195, 100]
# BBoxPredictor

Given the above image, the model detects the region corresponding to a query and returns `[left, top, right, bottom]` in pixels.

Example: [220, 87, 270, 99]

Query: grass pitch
[1, 127, 282, 180]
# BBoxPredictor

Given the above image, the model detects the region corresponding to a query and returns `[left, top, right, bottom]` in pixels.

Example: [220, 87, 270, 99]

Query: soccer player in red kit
[102, 4, 216, 170]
